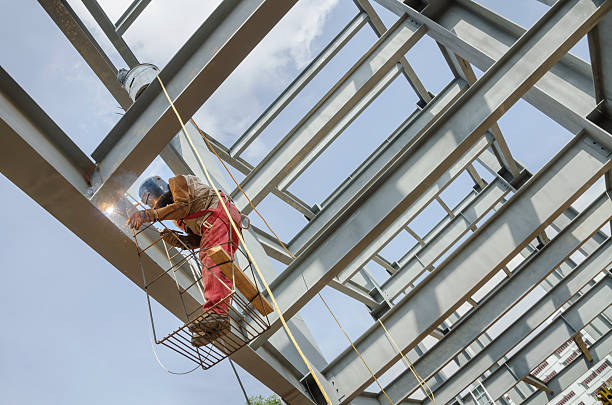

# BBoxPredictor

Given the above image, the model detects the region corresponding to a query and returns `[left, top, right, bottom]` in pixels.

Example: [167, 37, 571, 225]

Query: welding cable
[157, 75, 333, 405]
[131, 227, 202, 375]
[191, 114, 435, 403]
[128, 194, 215, 375]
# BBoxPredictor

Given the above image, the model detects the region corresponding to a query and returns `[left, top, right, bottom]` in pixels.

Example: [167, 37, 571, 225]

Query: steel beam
[81, 0, 139, 67]
[447, 52, 521, 181]
[37, 0, 132, 109]
[380, 178, 510, 301]
[420, 233, 612, 404]
[374, 0, 612, 151]
[353, 0, 432, 104]
[90, 0, 297, 205]
[232, 16, 427, 213]
[229, 12, 369, 158]
[288, 80, 467, 256]
[0, 65, 318, 405]
[114, 0, 152, 36]
[277, 64, 403, 191]
[322, 131, 610, 403]
[251, 5, 611, 403]
[521, 331, 612, 405]
[482, 280, 612, 401]
[158, 121, 332, 380]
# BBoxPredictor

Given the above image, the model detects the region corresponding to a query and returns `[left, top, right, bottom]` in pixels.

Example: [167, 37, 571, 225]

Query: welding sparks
[105, 206, 115, 215]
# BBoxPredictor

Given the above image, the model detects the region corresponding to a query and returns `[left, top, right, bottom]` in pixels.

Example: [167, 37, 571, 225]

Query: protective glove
[127, 210, 152, 229]
[159, 229, 201, 250]
[160, 229, 183, 248]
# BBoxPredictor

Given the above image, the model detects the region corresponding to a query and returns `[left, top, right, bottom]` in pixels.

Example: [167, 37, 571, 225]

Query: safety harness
[176, 191, 247, 233]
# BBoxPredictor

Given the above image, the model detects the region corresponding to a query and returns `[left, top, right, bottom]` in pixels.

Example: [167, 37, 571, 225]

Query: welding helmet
[139, 176, 170, 208]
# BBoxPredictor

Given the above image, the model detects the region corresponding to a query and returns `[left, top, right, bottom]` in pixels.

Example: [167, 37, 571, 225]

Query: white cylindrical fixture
[118, 63, 160, 101]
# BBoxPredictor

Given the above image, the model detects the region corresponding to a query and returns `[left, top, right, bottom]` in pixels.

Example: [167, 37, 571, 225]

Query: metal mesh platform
[131, 210, 271, 370]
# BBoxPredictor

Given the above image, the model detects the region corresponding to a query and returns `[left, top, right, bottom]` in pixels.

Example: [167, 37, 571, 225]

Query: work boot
[191, 330, 215, 347]
[189, 313, 230, 347]
[188, 313, 229, 333]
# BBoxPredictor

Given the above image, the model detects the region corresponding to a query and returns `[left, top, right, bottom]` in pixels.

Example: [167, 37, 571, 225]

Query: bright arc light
[105, 206, 115, 215]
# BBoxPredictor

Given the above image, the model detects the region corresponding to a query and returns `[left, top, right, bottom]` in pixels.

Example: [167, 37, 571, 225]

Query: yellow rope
[156, 75, 332, 405]
[188, 90, 434, 404]
[316, 290, 395, 404]
[377, 319, 435, 402]
[192, 115, 404, 404]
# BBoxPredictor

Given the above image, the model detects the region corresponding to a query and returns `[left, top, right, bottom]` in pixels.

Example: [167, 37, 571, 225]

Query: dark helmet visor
[139, 176, 169, 207]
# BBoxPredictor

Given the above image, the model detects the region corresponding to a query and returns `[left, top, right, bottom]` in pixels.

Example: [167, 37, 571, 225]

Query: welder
[127, 175, 242, 346]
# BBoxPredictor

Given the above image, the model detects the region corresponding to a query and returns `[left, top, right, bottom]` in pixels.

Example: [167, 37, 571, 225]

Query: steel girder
[3, 0, 609, 403]
[232, 16, 427, 213]
[382, 193, 610, 403]
[37, 0, 333, 386]
[89, 0, 297, 206]
[481, 278, 611, 401]
[423, 232, 612, 404]
[321, 133, 610, 403]
[0, 66, 320, 405]
[374, 0, 612, 151]
[249, 0, 611, 347]
[288, 79, 467, 257]
[521, 330, 612, 405]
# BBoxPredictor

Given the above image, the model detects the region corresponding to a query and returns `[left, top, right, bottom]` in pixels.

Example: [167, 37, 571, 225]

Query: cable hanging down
[156, 75, 333, 404]
[192, 104, 435, 403]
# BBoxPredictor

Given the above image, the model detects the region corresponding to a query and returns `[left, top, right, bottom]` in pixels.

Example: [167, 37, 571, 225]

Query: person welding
[127, 175, 242, 347]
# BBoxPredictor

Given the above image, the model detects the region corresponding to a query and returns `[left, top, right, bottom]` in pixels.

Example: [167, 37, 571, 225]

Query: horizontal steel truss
[521, 330, 612, 405]
[383, 193, 612, 404]
[250, 0, 610, 368]
[5, 0, 612, 404]
[0, 58, 322, 405]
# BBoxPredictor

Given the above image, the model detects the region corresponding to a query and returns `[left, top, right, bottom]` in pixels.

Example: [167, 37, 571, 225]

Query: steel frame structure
[2, 0, 612, 404]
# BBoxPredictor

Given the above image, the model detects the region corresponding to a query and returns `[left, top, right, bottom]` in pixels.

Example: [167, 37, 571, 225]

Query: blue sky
[0, 0, 607, 404]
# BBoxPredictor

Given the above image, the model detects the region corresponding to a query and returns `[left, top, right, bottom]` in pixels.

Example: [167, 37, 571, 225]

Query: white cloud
[192, 0, 341, 149]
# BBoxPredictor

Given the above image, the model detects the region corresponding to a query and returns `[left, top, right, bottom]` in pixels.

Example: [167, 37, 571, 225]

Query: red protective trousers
[197, 197, 242, 315]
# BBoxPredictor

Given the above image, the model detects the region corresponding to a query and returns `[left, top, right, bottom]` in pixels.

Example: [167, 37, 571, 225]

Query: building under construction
[1, 0, 611, 404]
